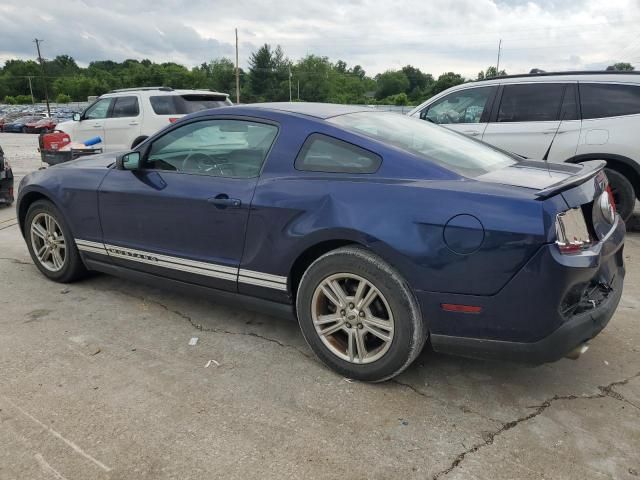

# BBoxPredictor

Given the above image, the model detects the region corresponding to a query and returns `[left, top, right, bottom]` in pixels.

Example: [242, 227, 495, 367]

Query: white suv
[409, 72, 640, 221]
[58, 87, 232, 153]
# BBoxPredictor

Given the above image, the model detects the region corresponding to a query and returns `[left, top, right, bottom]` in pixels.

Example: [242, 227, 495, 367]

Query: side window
[421, 87, 495, 125]
[84, 98, 112, 120]
[497, 84, 564, 122]
[580, 83, 640, 119]
[146, 119, 278, 178]
[295, 134, 381, 174]
[111, 96, 140, 118]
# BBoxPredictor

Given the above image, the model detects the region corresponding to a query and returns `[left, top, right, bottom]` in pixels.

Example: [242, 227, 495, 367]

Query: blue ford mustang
[16, 103, 625, 381]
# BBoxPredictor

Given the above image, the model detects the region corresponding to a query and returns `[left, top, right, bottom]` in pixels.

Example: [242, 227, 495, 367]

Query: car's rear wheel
[25, 200, 87, 283]
[605, 168, 635, 222]
[296, 246, 426, 382]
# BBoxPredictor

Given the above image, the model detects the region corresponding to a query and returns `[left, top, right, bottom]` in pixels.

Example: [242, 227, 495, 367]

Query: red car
[26, 117, 57, 134]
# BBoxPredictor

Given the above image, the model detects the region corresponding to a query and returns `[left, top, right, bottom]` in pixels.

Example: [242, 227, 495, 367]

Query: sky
[0, 0, 639, 78]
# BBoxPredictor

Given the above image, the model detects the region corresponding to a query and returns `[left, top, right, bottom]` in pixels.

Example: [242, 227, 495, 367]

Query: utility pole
[27, 76, 35, 105]
[288, 66, 292, 102]
[235, 28, 240, 104]
[34, 38, 51, 116]
[496, 39, 502, 74]
[297, 80, 300, 100]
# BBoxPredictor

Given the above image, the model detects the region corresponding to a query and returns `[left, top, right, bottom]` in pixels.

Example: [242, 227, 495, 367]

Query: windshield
[328, 112, 516, 177]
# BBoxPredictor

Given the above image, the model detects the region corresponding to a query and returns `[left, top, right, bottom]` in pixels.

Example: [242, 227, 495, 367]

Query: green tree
[15, 94, 33, 104]
[46, 55, 80, 77]
[55, 93, 71, 103]
[477, 66, 507, 80]
[431, 72, 466, 96]
[375, 70, 410, 100]
[294, 55, 333, 102]
[606, 62, 635, 71]
[246, 44, 290, 101]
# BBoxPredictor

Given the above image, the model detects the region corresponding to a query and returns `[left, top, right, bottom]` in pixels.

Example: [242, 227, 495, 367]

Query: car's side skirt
[75, 239, 288, 291]
[83, 257, 296, 321]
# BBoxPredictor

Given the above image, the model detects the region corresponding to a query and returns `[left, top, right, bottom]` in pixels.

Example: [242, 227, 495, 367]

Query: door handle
[464, 130, 480, 136]
[208, 194, 241, 208]
[129, 122, 139, 126]
[92, 124, 102, 128]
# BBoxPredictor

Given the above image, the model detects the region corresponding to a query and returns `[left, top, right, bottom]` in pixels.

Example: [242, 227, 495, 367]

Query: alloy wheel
[311, 273, 395, 364]
[30, 213, 66, 272]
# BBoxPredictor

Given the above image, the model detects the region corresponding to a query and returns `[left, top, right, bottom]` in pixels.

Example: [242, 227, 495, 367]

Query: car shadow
[626, 203, 640, 232]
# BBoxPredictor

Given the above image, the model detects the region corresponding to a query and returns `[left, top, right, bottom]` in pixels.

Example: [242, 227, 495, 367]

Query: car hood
[476, 160, 584, 190]
[56, 120, 74, 133]
[55, 152, 118, 169]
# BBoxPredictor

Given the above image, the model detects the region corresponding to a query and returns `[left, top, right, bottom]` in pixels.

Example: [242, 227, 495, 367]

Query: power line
[235, 28, 240, 104]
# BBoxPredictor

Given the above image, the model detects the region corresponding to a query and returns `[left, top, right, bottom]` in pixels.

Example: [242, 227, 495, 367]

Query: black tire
[605, 168, 635, 222]
[25, 200, 87, 283]
[131, 136, 148, 149]
[296, 246, 426, 382]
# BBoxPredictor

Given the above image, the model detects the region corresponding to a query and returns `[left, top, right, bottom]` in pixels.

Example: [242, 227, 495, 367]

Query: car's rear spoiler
[535, 160, 606, 199]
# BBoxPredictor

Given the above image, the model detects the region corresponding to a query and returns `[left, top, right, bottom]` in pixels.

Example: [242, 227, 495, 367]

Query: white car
[409, 72, 640, 221]
[57, 87, 232, 153]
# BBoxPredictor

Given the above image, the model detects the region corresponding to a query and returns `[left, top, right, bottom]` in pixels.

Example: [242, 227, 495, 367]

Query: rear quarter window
[580, 83, 640, 119]
[149, 95, 230, 115]
[295, 134, 382, 174]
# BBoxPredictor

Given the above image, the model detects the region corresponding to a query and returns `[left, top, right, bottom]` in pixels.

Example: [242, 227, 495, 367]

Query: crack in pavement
[431, 371, 640, 480]
[392, 379, 503, 425]
[598, 377, 640, 411]
[104, 287, 314, 361]
[6, 254, 639, 474]
[0, 222, 18, 231]
[0, 256, 32, 266]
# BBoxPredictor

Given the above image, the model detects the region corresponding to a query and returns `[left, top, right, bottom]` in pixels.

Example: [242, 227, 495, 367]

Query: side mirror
[72, 113, 81, 121]
[116, 151, 141, 170]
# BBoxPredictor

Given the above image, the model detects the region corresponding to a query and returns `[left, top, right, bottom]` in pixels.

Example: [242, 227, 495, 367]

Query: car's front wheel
[25, 200, 87, 282]
[296, 246, 426, 382]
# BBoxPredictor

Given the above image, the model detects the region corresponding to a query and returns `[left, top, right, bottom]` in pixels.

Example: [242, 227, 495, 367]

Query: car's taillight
[555, 207, 592, 254]
[169, 117, 179, 123]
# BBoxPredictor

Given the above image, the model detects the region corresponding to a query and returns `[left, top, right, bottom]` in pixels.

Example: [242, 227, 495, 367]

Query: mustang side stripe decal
[238, 268, 288, 291]
[238, 269, 287, 285]
[237, 276, 288, 291]
[74, 238, 288, 291]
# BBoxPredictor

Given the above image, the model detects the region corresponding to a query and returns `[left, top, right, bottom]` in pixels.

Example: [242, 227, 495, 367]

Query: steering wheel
[443, 111, 458, 124]
[182, 151, 232, 176]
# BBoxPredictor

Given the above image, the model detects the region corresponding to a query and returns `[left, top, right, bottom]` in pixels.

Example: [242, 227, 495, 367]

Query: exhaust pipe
[566, 343, 589, 360]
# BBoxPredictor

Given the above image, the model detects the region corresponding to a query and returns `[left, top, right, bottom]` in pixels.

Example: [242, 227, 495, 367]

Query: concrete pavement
[0, 132, 638, 480]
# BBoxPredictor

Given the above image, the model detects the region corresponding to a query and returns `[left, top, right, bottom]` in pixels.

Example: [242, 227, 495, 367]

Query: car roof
[224, 102, 374, 119]
[102, 88, 229, 97]
[478, 70, 639, 81]
[465, 71, 640, 87]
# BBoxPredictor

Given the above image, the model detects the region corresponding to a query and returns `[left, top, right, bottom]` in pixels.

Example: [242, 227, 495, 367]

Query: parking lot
[0, 131, 638, 479]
